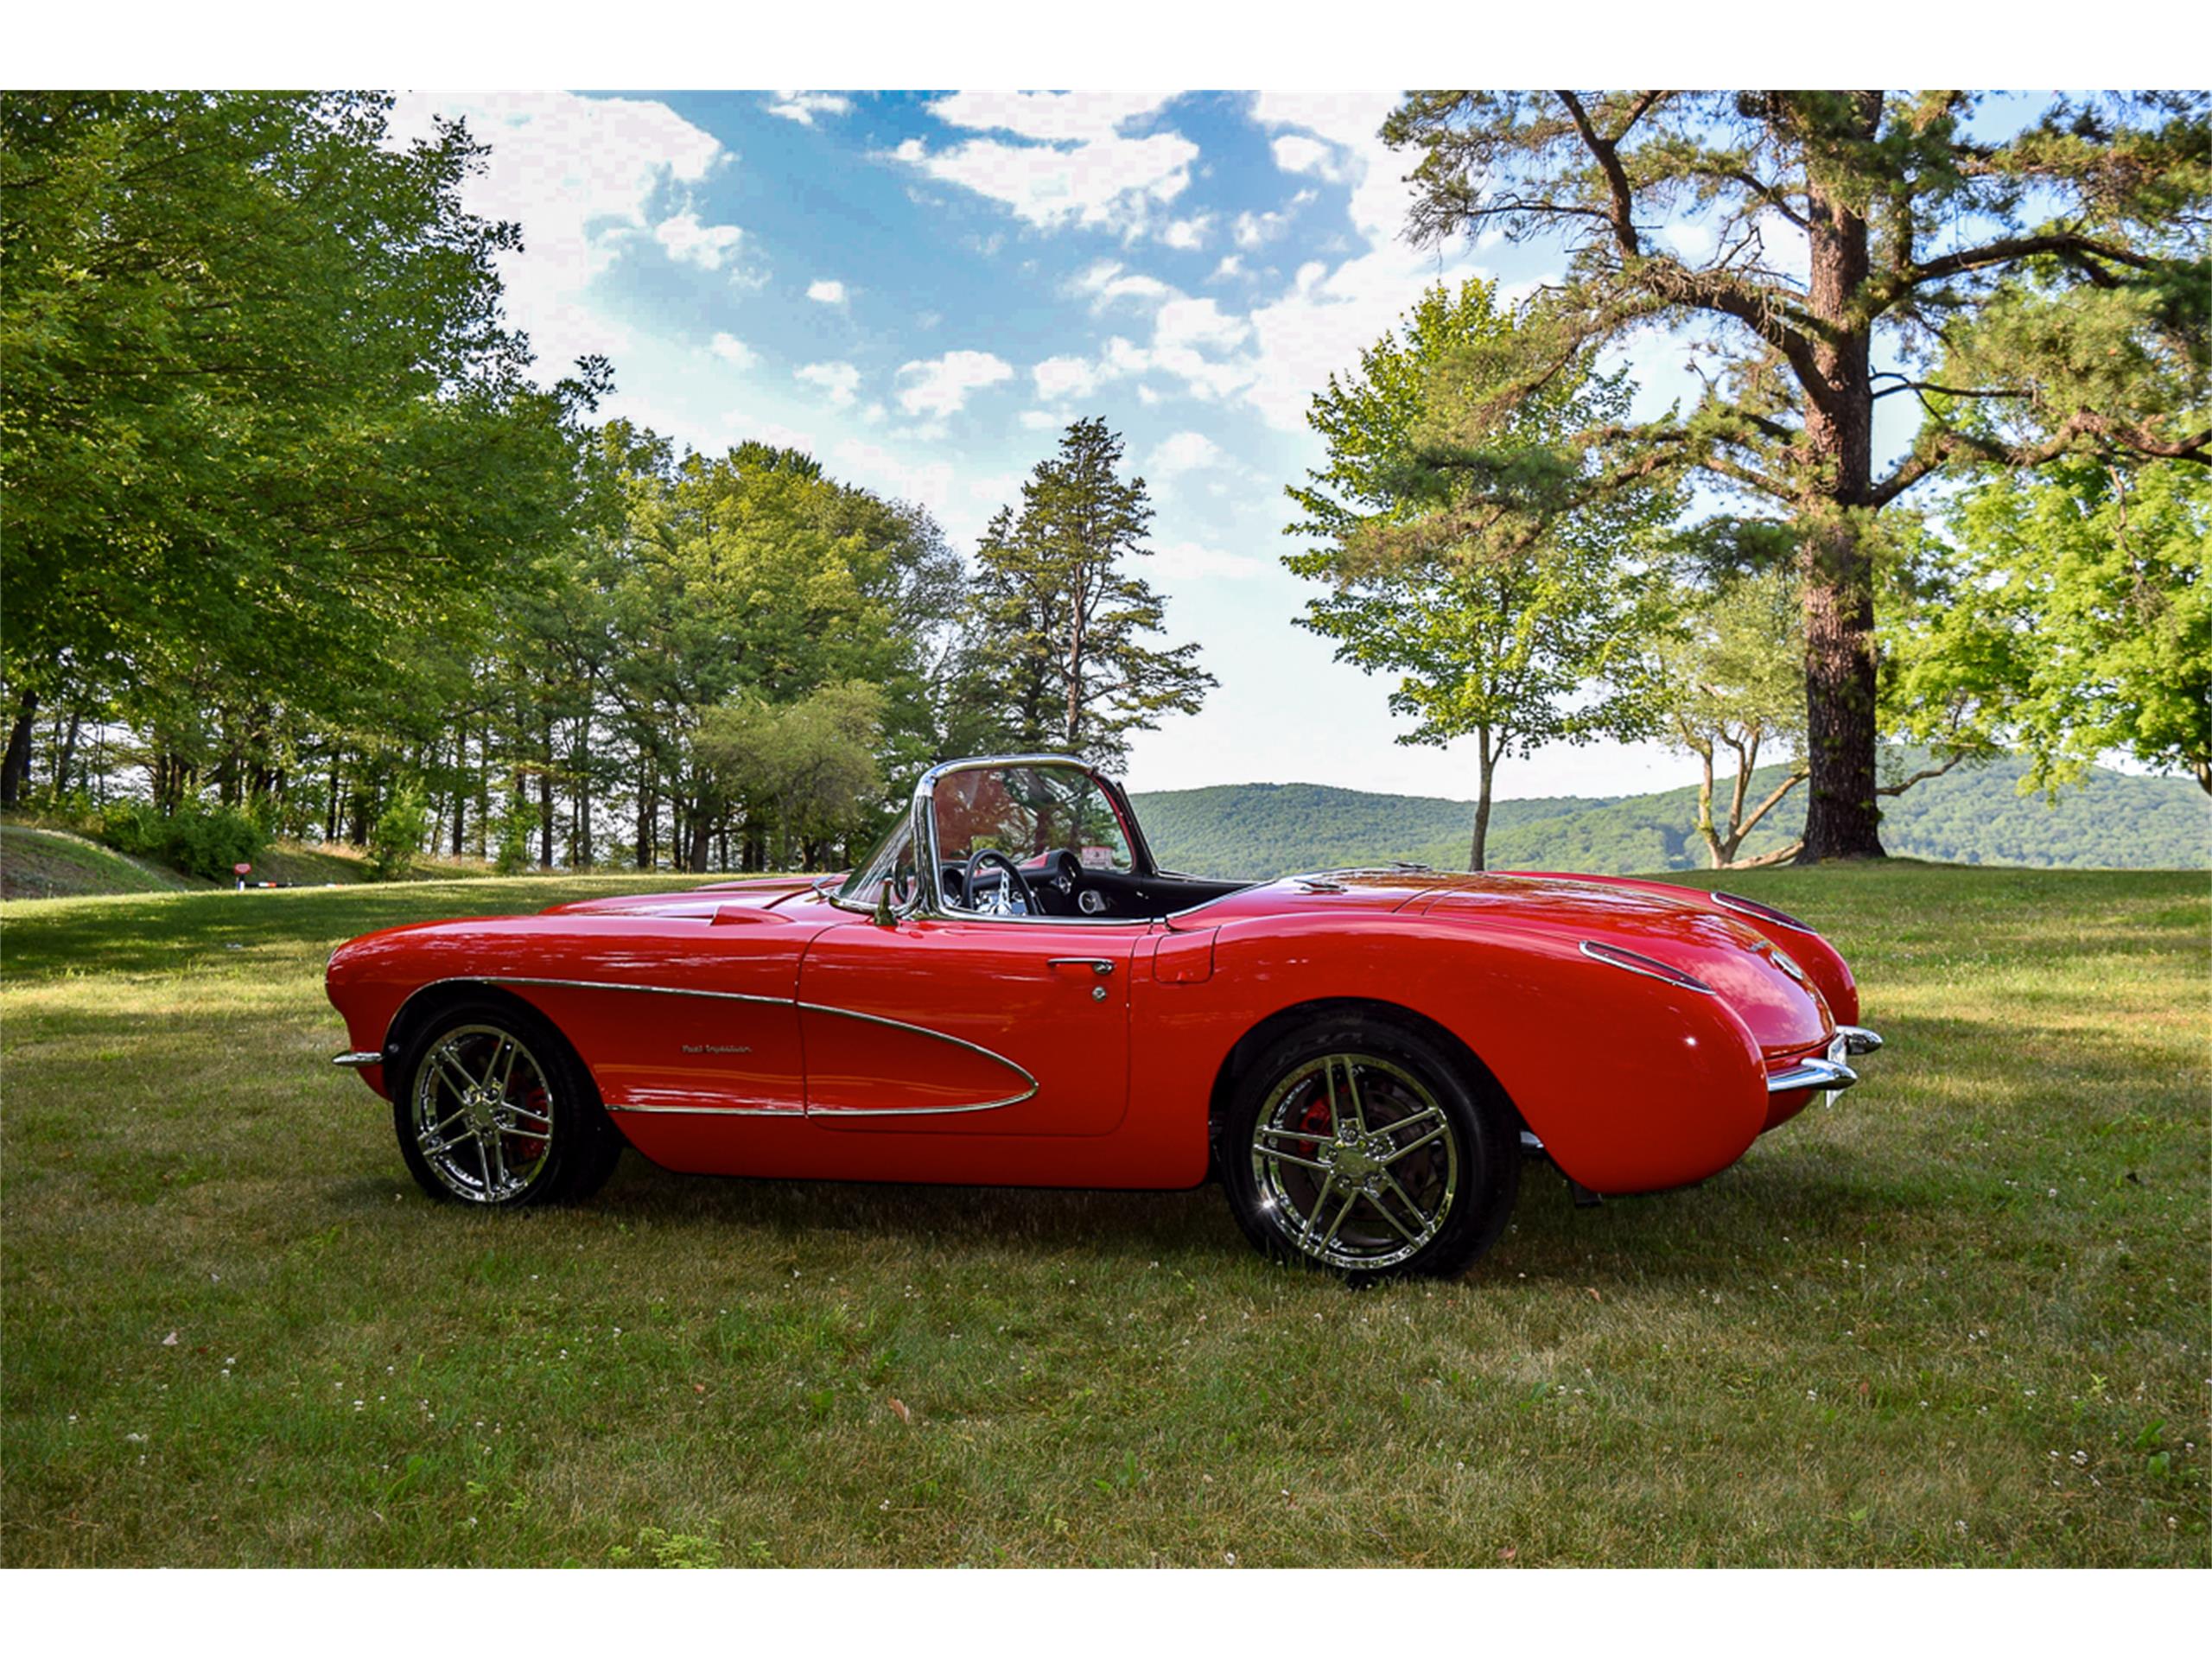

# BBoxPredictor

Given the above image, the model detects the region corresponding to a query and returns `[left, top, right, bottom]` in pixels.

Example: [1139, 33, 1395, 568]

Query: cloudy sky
[386, 89, 1743, 803]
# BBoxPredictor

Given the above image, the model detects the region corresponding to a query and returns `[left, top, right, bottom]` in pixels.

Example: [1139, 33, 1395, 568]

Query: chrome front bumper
[1766, 1026, 1882, 1095]
[333, 1051, 382, 1068]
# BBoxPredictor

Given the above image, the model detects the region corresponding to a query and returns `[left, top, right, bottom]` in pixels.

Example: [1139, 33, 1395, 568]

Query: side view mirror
[872, 879, 896, 927]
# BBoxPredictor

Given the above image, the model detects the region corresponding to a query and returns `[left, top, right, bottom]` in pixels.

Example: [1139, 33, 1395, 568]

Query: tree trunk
[1795, 99, 1887, 863]
[54, 708, 82, 796]
[2, 687, 39, 808]
[635, 753, 654, 869]
[1466, 734, 1496, 872]
[685, 815, 712, 874]
[451, 721, 467, 857]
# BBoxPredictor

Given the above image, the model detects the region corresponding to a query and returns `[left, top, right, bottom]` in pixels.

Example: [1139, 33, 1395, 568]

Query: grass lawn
[1, 863, 2204, 1567]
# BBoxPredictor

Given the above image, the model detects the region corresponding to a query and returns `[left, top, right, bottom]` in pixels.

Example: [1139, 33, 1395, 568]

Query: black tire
[1221, 1013, 1518, 1283]
[391, 998, 623, 1208]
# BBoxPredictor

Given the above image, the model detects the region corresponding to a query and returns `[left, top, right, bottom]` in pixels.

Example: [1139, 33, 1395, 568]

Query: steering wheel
[961, 849, 1037, 916]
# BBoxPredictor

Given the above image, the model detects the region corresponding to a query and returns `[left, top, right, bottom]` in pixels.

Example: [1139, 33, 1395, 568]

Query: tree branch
[1555, 91, 1641, 257]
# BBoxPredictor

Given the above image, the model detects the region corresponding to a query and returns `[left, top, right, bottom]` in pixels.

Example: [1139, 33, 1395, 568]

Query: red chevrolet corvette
[327, 753, 1880, 1280]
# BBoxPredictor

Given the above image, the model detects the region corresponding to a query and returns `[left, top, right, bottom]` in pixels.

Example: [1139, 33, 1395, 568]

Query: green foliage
[694, 683, 888, 868]
[1654, 563, 1808, 865]
[1285, 279, 1679, 868]
[1, 92, 604, 745]
[1133, 753, 2209, 879]
[950, 418, 1214, 769]
[96, 799, 267, 882]
[366, 785, 430, 882]
[1887, 459, 2210, 797]
[1379, 92, 2211, 858]
[493, 807, 536, 877]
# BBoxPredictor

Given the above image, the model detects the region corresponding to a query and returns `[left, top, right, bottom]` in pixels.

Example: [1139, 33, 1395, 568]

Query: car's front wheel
[1221, 1015, 1518, 1282]
[391, 1000, 622, 1207]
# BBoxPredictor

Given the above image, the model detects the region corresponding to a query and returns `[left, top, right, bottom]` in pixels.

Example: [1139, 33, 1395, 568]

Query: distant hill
[1131, 754, 2210, 878]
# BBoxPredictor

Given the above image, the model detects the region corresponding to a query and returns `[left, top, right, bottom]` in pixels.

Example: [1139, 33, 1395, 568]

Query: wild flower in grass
[1224, 1552, 1237, 1566]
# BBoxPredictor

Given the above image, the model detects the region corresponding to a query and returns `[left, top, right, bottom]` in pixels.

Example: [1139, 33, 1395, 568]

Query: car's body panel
[328, 761, 1878, 1208]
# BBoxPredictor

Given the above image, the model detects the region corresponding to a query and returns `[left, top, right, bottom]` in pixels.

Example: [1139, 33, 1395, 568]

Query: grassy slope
[0, 824, 207, 900]
[1, 866, 2204, 1566]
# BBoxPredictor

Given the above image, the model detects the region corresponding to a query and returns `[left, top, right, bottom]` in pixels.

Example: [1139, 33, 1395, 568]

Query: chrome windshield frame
[906, 753, 1158, 925]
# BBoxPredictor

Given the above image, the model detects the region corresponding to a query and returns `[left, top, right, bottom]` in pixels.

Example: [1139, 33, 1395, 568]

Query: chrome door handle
[1047, 958, 1114, 976]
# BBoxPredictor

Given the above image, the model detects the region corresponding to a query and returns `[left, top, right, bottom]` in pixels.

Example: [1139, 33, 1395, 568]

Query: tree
[1286, 281, 1678, 870]
[695, 681, 888, 869]
[1887, 457, 2210, 796]
[955, 418, 1214, 769]
[1, 91, 604, 807]
[1655, 564, 1809, 867]
[1382, 91, 2210, 861]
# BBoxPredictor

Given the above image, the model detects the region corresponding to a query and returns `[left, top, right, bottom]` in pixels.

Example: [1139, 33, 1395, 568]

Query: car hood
[538, 875, 827, 919]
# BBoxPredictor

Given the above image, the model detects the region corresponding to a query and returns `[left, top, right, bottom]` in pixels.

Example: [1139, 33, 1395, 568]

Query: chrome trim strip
[794, 1001, 1041, 1115]
[333, 1051, 382, 1068]
[383, 975, 1041, 1120]
[1837, 1025, 1883, 1056]
[606, 1103, 799, 1118]
[1767, 1058, 1859, 1094]
[1577, 938, 1719, 995]
[1713, 890, 1819, 935]
[483, 976, 788, 1007]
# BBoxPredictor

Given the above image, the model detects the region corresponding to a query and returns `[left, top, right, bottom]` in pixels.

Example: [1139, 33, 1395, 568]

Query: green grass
[0, 823, 207, 900]
[2, 864, 2205, 1567]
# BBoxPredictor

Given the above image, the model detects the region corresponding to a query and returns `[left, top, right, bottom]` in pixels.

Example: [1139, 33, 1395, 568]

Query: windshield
[931, 763, 1136, 874]
[834, 810, 918, 911]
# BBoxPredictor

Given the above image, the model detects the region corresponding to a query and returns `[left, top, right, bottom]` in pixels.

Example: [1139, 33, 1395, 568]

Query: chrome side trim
[482, 976, 788, 1007]
[1577, 938, 1719, 995]
[606, 1103, 798, 1118]
[795, 1001, 1041, 1116]
[1713, 890, 1819, 935]
[1837, 1025, 1883, 1056]
[333, 1051, 382, 1068]
[1767, 1058, 1859, 1094]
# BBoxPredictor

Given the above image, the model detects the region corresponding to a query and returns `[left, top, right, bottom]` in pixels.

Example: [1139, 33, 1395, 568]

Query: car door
[797, 913, 1148, 1135]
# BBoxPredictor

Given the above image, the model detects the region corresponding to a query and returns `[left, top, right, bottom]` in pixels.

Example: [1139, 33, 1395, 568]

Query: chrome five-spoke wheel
[1249, 1053, 1458, 1272]
[410, 1024, 556, 1202]
[1223, 1014, 1518, 1281]
[391, 1001, 622, 1209]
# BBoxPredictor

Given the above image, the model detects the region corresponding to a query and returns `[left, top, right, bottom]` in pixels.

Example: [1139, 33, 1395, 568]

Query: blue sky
[384, 89, 1878, 801]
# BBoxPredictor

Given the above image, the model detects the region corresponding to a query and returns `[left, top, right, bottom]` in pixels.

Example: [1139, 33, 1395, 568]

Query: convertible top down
[327, 753, 1881, 1280]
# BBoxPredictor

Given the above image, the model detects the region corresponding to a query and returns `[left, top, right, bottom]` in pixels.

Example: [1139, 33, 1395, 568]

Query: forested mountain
[1133, 756, 2209, 878]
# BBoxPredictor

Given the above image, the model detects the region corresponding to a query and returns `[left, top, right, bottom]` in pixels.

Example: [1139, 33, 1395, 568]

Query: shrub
[98, 798, 268, 881]
[493, 806, 535, 875]
[367, 785, 430, 881]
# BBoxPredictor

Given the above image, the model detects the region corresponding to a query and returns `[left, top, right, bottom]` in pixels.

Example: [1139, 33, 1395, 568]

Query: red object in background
[233, 862, 252, 875]
[325, 754, 1880, 1277]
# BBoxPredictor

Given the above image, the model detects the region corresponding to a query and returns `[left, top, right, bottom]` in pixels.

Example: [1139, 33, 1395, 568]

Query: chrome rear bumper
[1767, 1025, 1881, 1094]
[333, 1051, 382, 1068]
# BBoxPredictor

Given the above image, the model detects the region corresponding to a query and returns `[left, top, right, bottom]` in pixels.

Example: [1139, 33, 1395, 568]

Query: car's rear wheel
[391, 1000, 622, 1207]
[1221, 1014, 1518, 1282]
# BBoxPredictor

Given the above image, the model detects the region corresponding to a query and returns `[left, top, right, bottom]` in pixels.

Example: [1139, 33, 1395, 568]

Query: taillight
[1713, 891, 1816, 935]
[1579, 939, 1718, 995]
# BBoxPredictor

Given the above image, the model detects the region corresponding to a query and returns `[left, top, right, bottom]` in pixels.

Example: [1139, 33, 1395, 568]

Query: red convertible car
[327, 754, 1880, 1280]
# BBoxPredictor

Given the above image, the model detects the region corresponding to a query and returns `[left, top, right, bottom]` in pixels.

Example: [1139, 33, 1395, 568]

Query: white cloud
[888, 92, 1197, 235]
[1271, 133, 1353, 184]
[1233, 207, 1292, 250]
[1075, 260, 1175, 312]
[653, 210, 747, 271]
[896, 349, 1014, 417]
[1033, 355, 1100, 402]
[795, 360, 861, 407]
[765, 91, 852, 126]
[1210, 254, 1246, 283]
[1150, 539, 1265, 581]
[1154, 296, 1249, 353]
[1240, 91, 1491, 432]
[1019, 409, 1061, 431]
[1159, 214, 1211, 251]
[806, 278, 848, 304]
[385, 91, 733, 379]
[1147, 431, 1224, 476]
[708, 333, 757, 369]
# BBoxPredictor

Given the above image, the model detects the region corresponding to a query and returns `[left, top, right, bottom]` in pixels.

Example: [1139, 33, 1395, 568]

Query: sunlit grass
[2, 864, 2205, 1565]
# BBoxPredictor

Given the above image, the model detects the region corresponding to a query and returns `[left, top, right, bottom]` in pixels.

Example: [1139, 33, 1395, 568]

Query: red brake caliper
[1294, 1088, 1334, 1158]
